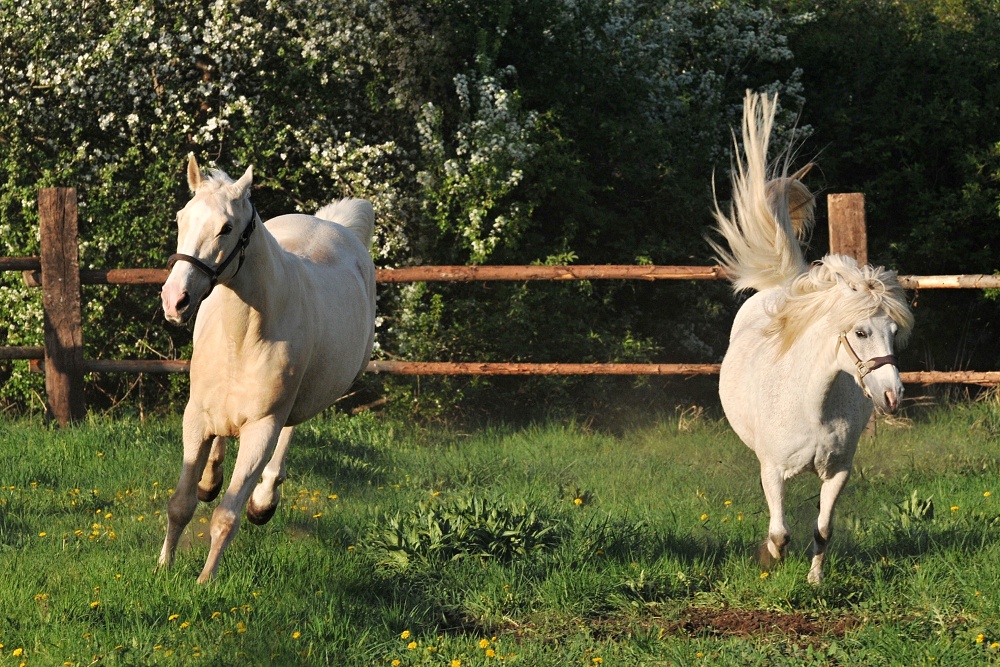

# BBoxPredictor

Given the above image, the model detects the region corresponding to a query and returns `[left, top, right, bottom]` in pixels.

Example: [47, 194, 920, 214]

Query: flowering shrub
[0, 0, 807, 412]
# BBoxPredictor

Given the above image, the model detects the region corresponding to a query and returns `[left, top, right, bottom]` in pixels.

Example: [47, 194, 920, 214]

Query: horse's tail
[316, 198, 375, 250]
[708, 90, 815, 293]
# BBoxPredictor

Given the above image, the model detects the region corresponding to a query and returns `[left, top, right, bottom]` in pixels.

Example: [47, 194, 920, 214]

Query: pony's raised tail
[316, 198, 375, 250]
[709, 91, 815, 293]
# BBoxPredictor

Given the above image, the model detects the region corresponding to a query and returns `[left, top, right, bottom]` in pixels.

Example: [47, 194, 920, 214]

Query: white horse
[158, 156, 376, 583]
[711, 92, 914, 585]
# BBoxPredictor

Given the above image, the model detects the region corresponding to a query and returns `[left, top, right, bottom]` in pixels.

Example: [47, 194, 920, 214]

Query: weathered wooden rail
[3, 188, 1000, 424]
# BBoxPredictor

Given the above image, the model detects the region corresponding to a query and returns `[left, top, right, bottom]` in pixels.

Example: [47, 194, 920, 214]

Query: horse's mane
[765, 254, 915, 353]
[194, 169, 236, 194]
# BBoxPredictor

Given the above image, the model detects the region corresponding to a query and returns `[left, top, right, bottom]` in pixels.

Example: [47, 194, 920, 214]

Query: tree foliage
[1, 0, 996, 416]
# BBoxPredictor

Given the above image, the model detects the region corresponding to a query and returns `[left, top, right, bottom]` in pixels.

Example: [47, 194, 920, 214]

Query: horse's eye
[855, 330, 867, 339]
[219, 223, 233, 236]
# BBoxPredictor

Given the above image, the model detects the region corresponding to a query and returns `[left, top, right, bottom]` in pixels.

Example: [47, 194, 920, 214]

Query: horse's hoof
[197, 481, 222, 503]
[246, 498, 277, 525]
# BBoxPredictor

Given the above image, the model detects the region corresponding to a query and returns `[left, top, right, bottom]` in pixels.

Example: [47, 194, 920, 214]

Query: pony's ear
[790, 163, 814, 181]
[187, 155, 202, 192]
[230, 165, 253, 200]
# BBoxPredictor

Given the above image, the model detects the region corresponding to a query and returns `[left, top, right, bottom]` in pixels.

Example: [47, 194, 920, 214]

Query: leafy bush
[366, 493, 562, 570]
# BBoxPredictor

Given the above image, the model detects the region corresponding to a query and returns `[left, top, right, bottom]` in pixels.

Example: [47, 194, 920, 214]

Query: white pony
[711, 92, 914, 585]
[158, 156, 376, 583]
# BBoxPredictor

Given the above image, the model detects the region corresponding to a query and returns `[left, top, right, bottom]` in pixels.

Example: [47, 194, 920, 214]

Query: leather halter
[167, 202, 258, 295]
[836, 332, 898, 397]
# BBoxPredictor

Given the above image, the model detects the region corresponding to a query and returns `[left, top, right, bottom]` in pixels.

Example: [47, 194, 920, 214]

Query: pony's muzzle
[882, 389, 900, 415]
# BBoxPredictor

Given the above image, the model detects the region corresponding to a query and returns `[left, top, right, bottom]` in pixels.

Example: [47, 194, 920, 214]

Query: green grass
[3, 400, 1000, 665]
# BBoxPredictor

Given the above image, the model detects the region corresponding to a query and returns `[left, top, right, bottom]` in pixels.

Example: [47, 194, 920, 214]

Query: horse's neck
[216, 223, 289, 340]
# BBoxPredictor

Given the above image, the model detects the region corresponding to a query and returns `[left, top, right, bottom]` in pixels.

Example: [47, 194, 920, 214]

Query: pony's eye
[854, 330, 868, 339]
[219, 223, 233, 236]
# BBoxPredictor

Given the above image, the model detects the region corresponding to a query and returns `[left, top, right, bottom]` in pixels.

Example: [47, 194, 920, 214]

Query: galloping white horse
[158, 156, 375, 583]
[711, 92, 914, 584]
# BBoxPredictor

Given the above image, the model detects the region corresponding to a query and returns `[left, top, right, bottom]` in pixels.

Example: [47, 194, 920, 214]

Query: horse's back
[265, 199, 373, 268]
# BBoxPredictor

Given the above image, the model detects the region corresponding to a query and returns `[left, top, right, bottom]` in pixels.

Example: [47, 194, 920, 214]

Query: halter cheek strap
[836, 332, 899, 397]
[167, 202, 258, 295]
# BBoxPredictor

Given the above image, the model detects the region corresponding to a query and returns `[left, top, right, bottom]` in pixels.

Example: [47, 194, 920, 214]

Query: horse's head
[161, 156, 257, 325]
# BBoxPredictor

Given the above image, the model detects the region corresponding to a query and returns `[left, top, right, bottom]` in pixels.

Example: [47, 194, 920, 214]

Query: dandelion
[451, 660, 461, 667]
[760, 571, 770, 579]
[593, 658, 603, 665]
[401, 630, 411, 640]
[180, 621, 190, 629]
[313, 512, 322, 519]
[168, 613, 180, 621]
[700, 513, 709, 521]
[13, 648, 24, 656]
[407, 641, 418, 650]
[392, 661, 401, 667]
[328, 494, 338, 500]
[951, 505, 960, 512]
[292, 631, 301, 639]
[236, 621, 247, 633]
[479, 639, 490, 649]
[486, 649, 496, 657]
[992, 642, 1000, 650]
[696, 653, 704, 659]
[724, 499, 732, 506]
[574, 497, 583, 506]
[38, 532, 46, 537]
[985, 491, 992, 497]
[90, 600, 100, 608]
[977, 634, 985, 643]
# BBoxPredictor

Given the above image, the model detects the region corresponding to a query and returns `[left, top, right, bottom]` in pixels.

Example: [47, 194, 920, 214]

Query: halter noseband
[836, 332, 898, 397]
[167, 202, 258, 294]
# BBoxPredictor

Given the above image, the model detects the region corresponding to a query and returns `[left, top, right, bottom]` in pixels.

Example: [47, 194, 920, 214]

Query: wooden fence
[3, 188, 1000, 424]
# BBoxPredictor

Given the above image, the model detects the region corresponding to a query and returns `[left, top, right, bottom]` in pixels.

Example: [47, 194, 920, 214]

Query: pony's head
[161, 156, 258, 325]
[766, 254, 914, 414]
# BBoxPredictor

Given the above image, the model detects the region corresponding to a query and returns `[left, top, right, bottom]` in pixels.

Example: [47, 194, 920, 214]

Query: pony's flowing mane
[765, 254, 914, 353]
[194, 168, 236, 194]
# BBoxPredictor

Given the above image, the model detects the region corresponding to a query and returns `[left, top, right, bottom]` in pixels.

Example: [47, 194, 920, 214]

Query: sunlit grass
[2, 400, 1000, 665]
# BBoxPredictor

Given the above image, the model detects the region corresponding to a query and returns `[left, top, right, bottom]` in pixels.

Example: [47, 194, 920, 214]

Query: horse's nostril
[884, 390, 899, 413]
[177, 292, 190, 310]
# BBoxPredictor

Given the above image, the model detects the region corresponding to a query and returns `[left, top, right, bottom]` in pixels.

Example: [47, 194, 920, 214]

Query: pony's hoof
[246, 498, 277, 525]
[755, 541, 782, 569]
[197, 481, 223, 503]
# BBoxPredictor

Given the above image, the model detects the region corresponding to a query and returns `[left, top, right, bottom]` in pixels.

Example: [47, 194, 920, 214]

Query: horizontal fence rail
[3, 187, 1000, 423]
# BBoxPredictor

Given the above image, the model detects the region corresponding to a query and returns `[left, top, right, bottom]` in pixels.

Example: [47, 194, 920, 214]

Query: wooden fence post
[39, 187, 86, 424]
[827, 193, 868, 263]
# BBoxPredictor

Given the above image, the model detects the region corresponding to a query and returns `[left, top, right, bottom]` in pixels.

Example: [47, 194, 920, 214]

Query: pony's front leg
[158, 408, 214, 570]
[247, 426, 295, 525]
[758, 466, 790, 567]
[198, 416, 283, 584]
[808, 468, 850, 585]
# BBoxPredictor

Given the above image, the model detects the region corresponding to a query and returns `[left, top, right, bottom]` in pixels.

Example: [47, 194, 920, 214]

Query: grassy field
[3, 398, 1000, 666]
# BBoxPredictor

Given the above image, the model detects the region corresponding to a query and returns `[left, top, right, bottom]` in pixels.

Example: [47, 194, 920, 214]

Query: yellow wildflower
[90, 601, 100, 608]
[760, 571, 770, 579]
[407, 641, 418, 650]
[486, 649, 496, 658]
[451, 661, 462, 667]
[401, 630, 411, 640]
[392, 661, 401, 667]
[977, 634, 985, 643]
[168, 613, 179, 621]
[479, 639, 490, 649]
[574, 497, 583, 506]
[700, 513, 708, 521]
[292, 631, 301, 639]
[13, 648, 24, 657]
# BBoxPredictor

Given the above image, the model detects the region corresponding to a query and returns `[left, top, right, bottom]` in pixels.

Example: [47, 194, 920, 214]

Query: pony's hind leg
[757, 466, 790, 568]
[808, 468, 850, 585]
[158, 408, 214, 570]
[247, 426, 294, 525]
[197, 436, 227, 502]
[198, 416, 283, 584]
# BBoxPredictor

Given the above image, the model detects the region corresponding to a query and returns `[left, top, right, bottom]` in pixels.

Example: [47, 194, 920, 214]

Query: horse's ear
[230, 165, 253, 200]
[187, 155, 202, 192]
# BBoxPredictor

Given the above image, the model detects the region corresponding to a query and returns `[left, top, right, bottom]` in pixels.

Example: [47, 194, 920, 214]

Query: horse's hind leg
[197, 436, 227, 502]
[757, 466, 790, 568]
[247, 426, 294, 525]
[199, 416, 283, 584]
[808, 468, 850, 585]
[158, 407, 214, 571]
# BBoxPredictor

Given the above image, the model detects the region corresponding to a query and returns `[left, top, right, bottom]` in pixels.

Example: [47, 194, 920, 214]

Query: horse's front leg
[757, 465, 790, 567]
[247, 426, 295, 525]
[197, 436, 227, 502]
[158, 405, 214, 570]
[808, 468, 850, 585]
[198, 416, 283, 584]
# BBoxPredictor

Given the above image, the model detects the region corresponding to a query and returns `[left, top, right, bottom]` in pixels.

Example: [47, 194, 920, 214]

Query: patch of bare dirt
[665, 606, 857, 639]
